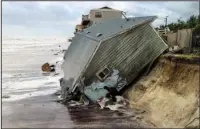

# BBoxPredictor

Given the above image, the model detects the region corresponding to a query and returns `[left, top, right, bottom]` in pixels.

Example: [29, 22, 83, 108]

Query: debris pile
[57, 69, 129, 111]
[83, 69, 127, 102]
[97, 95, 129, 111]
[168, 45, 183, 54]
[41, 62, 55, 72]
[2, 95, 10, 99]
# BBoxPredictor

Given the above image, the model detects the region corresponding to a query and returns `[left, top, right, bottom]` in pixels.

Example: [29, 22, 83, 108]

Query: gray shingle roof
[77, 16, 157, 42]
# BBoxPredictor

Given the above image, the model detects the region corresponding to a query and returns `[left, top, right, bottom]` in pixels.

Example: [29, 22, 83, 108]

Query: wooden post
[176, 31, 178, 46]
[188, 29, 192, 53]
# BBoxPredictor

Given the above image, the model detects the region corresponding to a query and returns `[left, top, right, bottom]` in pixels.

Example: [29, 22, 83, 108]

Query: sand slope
[126, 56, 199, 128]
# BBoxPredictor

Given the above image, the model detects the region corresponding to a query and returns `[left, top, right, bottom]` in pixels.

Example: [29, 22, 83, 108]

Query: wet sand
[2, 38, 152, 128]
[2, 93, 151, 128]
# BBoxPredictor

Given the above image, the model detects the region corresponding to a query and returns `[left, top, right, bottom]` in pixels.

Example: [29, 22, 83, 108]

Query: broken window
[96, 66, 111, 81]
[95, 12, 102, 18]
[103, 68, 110, 75]
[98, 72, 105, 78]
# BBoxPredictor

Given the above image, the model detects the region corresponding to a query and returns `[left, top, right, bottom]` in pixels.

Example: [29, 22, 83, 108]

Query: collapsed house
[60, 16, 168, 102]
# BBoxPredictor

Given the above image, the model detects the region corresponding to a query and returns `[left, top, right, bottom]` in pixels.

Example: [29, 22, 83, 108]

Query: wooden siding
[83, 24, 168, 84]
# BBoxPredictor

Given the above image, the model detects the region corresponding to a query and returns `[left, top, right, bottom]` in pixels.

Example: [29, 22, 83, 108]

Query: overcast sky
[2, 1, 199, 38]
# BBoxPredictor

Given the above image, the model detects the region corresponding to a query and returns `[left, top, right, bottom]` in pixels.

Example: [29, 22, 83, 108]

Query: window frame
[96, 66, 111, 81]
[95, 12, 102, 18]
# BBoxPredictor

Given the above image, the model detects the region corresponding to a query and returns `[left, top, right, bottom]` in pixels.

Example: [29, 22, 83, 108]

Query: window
[95, 12, 102, 18]
[96, 66, 111, 81]
[103, 68, 110, 75]
[98, 72, 105, 79]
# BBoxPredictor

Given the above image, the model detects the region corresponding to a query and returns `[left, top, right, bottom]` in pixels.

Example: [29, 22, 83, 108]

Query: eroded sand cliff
[126, 55, 199, 128]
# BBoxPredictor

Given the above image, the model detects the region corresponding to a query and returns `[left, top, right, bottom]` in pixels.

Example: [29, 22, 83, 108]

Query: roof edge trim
[77, 32, 101, 42]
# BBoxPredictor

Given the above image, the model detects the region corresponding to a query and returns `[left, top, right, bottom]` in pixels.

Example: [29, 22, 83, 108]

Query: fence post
[188, 29, 192, 53]
[176, 31, 178, 46]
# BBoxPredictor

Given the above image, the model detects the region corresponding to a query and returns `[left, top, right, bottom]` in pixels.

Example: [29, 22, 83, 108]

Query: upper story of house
[74, 6, 123, 34]
[89, 6, 122, 25]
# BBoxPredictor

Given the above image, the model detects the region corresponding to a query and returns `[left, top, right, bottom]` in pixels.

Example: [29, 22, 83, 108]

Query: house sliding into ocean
[60, 15, 168, 102]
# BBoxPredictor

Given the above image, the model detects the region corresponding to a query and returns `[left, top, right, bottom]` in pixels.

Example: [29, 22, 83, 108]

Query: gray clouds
[2, 1, 199, 38]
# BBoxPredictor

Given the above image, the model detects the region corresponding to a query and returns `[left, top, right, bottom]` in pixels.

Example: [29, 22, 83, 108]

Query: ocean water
[2, 37, 70, 102]
[2, 37, 151, 128]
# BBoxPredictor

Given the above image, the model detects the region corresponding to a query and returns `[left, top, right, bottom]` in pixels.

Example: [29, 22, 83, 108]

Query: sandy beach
[3, 94, 149, 128]
[2, 37, 151, 128]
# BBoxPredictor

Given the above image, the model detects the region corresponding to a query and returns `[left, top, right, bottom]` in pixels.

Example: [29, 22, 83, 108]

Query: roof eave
[90, 8, 122, 12]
